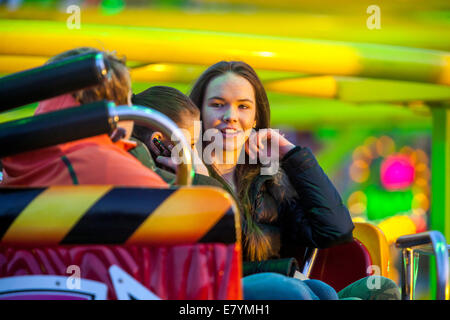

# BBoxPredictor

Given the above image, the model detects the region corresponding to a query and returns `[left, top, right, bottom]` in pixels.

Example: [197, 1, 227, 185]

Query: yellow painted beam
[265, 76, 338, 98]
[0, 19, 361, 78]
[130, 63, 204, 83]
[264, 76, 450, 102]
[1, 7, 448, 51]
[1, 20, 448, 85]
[2, 54, 449, 104]
[0, 55, 303, 87]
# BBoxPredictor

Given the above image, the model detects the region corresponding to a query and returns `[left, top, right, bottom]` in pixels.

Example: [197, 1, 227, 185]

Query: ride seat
[307, 222, 391, 292]
[0, 185, 243, 300]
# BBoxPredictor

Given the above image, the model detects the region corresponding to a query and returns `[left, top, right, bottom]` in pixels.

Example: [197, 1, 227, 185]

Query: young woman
[189, 61, 400, 300]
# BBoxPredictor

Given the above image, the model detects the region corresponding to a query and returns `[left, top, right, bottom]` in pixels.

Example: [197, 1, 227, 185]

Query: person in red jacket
[1, 47, 167, 188]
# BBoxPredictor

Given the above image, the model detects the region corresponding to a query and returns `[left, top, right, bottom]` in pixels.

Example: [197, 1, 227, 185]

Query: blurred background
[1, 0, 449, 299]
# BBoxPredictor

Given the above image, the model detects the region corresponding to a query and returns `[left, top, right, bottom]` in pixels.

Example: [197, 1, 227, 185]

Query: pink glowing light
[380, 154, 415, 190]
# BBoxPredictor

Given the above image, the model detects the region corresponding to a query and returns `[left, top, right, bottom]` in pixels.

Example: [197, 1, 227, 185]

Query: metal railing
[299, 247, 319, 278]
[396, 231, 449, 300]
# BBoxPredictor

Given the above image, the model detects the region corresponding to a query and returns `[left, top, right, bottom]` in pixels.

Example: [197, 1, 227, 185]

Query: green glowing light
[365, 185, 414, 220]
[100, 0, 125, 16]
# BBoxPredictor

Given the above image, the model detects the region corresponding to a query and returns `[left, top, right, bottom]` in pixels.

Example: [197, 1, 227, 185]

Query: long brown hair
[189, 61, 274, 261]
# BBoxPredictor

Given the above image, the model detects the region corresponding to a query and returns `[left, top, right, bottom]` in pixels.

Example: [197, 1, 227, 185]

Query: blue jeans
[243, 272, 339, 300]
[243, 273, 400, 300]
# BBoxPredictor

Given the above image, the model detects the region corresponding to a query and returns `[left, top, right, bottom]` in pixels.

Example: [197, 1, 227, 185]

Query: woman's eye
[239, 104, 249, 109]
[210, 102, 223, 108]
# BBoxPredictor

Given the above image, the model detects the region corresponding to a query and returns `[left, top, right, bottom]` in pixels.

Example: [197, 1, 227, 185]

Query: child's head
[46, 47, 133, 138]
[131, 86, 200, 155]
[47, 47, 132, 106]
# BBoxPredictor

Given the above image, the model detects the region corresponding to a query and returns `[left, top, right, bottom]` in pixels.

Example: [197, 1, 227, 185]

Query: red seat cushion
[309, 239, 372, 292]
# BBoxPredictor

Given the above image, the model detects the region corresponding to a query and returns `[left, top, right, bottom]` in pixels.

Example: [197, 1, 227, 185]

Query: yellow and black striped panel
[0, 186, 239, 246]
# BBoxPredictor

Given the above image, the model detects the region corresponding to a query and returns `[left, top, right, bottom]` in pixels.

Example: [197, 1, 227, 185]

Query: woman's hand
[245, 128, 295, 161]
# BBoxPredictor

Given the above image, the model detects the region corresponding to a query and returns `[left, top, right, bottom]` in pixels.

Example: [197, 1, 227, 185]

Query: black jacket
[246, 146, 354, 261]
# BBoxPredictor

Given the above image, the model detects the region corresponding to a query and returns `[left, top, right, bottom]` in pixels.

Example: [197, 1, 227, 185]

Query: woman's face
[201, 72, 257, 153]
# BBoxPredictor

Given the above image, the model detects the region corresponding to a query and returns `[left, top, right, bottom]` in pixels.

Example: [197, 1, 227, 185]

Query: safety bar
[0, 100, 115, 158]
[299, 247, 319, 278]
[396, 231, 449, 300]
[0, 52, 108, 112]
[0, 102, 192, 185]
